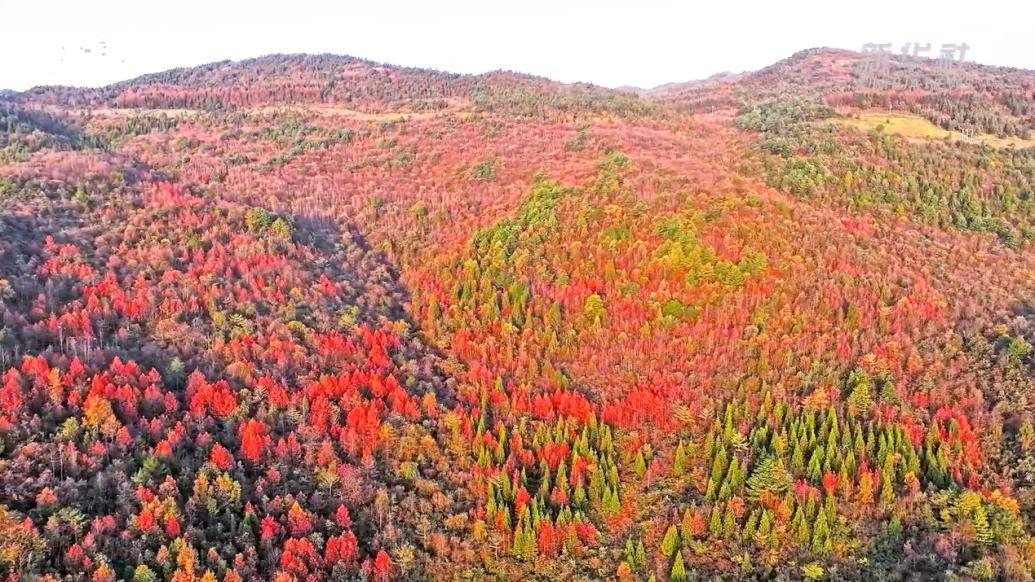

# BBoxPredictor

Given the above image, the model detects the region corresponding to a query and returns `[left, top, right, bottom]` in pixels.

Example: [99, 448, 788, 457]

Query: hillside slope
[0, 49, 1033, 581]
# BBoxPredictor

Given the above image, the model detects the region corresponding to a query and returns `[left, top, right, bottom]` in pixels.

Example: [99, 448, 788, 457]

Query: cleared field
[827, 111, 1035, 149]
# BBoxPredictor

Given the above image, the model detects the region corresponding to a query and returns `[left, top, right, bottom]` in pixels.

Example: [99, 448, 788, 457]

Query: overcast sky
[1, 0, 1032, 91]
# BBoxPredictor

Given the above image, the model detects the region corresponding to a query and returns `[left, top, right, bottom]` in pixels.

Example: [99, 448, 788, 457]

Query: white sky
[1, 0, 1032, 91]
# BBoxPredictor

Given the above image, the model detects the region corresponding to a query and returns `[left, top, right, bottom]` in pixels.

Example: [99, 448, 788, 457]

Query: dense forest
[0, 48, 1032, 581]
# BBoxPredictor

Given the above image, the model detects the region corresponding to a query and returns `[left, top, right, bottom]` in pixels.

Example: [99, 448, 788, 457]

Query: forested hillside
[0, 48, 1032, 581]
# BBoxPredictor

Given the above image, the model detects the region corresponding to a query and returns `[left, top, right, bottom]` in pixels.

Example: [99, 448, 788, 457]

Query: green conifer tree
[709, 505, 723, 538]
[673, 441, 688, 477]
[670, 550, 688, 582]
[745, 456, 791, 499]
[811, 511, 832, 555]
[634, 450, 647, 479]
[661, 524, 680, 557]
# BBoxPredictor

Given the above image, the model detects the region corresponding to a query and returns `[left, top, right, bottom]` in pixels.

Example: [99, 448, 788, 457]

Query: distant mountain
[14, 49, 1034, 136]
[652, 47, 1035, 137]
[15, 54, 658, 119]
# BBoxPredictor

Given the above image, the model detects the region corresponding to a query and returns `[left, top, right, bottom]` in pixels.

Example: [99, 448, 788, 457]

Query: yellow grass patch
[826, 111, 1035, 149]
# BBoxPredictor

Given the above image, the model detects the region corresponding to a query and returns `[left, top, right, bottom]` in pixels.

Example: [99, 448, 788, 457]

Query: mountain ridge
[10, 46, 1034, 102]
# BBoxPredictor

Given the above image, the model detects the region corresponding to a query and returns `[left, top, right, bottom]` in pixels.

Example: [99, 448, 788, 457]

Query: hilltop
[11, 53, 656, 120]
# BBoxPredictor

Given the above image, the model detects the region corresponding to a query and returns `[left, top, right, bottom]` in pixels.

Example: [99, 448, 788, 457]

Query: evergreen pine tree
[811, 511, 832, 555]
[709, 505, 723, 538]
[661, 524, 680, 557]
[879, 464, 895, 505]
[973, 504, 994, 545]
[722, 504, 737, 537]
[670, 550, 688, 582]
[673, 441, 688, 477]
[742, 510, 759, 542]
[847, 376, 873, 414]
[857, 470, 874, 504]
[634, 450, 647, 479]
[791, 442, 806, 473]
[756, 509, 773, 543]
[745, 456, 791, 499]
[807, 447, 824, 481]
[512, 522, 525, 558]
[794, 507, 810, 546]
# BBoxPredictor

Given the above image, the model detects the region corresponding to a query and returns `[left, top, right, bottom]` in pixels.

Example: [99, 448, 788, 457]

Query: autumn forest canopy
[0, 48, 1032, 581]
